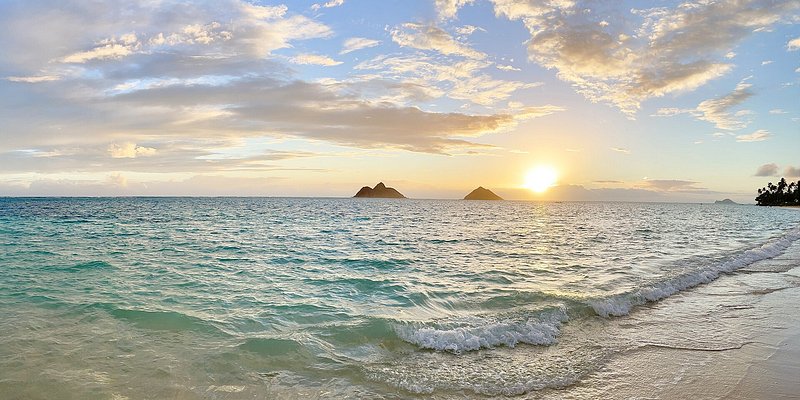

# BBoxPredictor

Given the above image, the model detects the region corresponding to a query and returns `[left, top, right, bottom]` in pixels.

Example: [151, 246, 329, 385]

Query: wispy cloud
[736, 129, 771, 142]
[611, 147, 630, 154]
[491, 0, 799, 115]
[311, 0, 344, 12]
[654, 79, 754, 130]
[340, 37, 380, 54]
[496, 64, 521, 71]
[288, 53, 343, 66]
[434, 0, 475, 20]
[390, 22, 486, 59]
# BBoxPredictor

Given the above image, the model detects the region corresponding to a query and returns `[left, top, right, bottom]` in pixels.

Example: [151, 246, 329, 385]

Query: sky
[0, 0, 798, 202]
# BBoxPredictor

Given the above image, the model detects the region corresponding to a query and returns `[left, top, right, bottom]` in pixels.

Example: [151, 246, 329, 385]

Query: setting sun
[525, 166, 558, 193]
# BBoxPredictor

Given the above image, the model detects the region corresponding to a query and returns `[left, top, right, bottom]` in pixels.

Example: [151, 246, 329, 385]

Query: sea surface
[1, 198, 799, 399]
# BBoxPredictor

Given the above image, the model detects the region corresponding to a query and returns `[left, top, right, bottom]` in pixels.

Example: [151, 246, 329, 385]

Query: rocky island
[464, 186, 503, 200]
[714, 198, 738, 205]
[353, 182, 406, 198]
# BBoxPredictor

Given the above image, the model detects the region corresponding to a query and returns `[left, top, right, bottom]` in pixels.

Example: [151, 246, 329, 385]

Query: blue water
[1, 198, 799, 398]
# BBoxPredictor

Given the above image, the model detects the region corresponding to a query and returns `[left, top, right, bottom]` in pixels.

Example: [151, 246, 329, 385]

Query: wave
[394, 306, 568, 353]
[588, 226, 800, 317]
[394, 225, 800, 353]
[91, 304, 229, 336]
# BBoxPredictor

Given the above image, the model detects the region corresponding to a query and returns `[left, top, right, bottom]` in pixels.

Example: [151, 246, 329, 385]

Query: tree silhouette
[756, 178, 800, 206]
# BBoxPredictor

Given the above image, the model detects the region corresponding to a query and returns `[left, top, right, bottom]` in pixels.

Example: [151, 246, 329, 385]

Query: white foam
[590, 226, 800, 317]
[395, 307, 567, 353]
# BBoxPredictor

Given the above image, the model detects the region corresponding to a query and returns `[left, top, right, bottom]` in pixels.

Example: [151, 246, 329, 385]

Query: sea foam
[589, 226, 800, 317]
[394, 306, 568, 353]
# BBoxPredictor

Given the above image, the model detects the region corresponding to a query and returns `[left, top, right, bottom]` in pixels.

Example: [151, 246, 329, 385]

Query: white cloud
[340, 37, 381, 54]
[434, 0, 475, 20]
[108, 143, 157, 158]
[496, 64, 521, 71]
[390, 22, 486, 59]
[788, 37, 800, 50]
[769, 109, 787, 114]
[311, 0, 344, 12]
[6, 75, 61, 83]
[62, 34, 140, 63]
[761, 60, 773, 65]
[695, 79, 754, 130]
[355, 54, 539, 105]
[311, 0, 344, 11]
[288, 53, 343, 66]
[736, 129, 771, 142]
[725, 51, 737, 59]
[490, 0, 800, 115]
[456, 25, 485, 36]
[611, 147, 630, 154]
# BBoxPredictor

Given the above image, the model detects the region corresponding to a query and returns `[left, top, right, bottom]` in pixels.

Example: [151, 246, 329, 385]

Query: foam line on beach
[589, 225, 800, 318]
[393, 306, 568, 353]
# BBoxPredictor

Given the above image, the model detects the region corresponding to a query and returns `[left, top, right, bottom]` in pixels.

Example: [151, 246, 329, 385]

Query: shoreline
[547, 238, 800, 399]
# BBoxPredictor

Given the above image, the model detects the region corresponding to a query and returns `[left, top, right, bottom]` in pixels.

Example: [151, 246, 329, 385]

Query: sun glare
[525, 166, 558, 193]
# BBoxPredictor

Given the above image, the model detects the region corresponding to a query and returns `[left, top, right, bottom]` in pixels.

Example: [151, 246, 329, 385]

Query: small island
[714, 198, 738, 205]
[353, 182, 406, 198]
[464, 186, 503, 200]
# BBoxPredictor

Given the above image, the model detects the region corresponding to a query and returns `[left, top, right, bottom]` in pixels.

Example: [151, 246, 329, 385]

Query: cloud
[390, 22, 486, 59]
[695, 79, 754, 130]
[62, 33, 141, 63]
[434, 0, 475, 20]
[311, 0, 344, 11]
[769, 109, 788, 114]
[496, 64, 521, 71]
[456, 25, 485, 36]
[490, 0, 800, 115]
[639, 179, 703, 192]
[755, 163, 779, 176]
[654, 79, 754, 130]
[788, 37, 800, 50]
[611, 147, 630, 154]
[103, 76, 525, 153]
[736, 129, 771, 142]
[288, 53, 343, 66]
[785, 166, 800, 177]
[761, 60, 773, 65]
[6, 75, 61, 83]
[108, 143, 157, 158]
[355, 54, 539, 105]
[340, 37, 380, 54]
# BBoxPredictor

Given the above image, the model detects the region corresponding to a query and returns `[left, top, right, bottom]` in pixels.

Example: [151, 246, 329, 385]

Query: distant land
[353, 182, 405, 198]
[714, 198, 739, 205]
[464, 187, 503, 200]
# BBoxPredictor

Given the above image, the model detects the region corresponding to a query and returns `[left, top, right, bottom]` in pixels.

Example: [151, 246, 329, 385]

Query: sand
[545, 239, 800, 399]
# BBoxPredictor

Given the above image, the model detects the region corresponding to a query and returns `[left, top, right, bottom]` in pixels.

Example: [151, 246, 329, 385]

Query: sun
[524, 166, 558, 193]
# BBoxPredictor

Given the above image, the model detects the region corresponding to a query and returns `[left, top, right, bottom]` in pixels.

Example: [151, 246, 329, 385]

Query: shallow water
[1, 198, 798, 398]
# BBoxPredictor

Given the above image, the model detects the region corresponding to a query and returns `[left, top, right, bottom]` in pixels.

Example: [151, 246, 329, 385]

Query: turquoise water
[1, 198, 799, 398]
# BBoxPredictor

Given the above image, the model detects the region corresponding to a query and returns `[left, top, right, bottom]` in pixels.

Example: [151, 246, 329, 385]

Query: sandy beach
[547, 239, 800, 399]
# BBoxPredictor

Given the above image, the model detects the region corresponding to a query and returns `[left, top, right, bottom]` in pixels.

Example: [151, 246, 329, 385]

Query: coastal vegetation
[755, 178, 800, 206]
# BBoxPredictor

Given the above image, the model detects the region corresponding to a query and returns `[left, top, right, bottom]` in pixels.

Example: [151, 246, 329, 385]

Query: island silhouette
[353, 182, 406, 198]
[464, 187, 503, 200]
[714, 198, 738, 205]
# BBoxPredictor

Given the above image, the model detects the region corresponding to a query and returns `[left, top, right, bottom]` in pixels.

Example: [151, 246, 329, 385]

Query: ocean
[1, 197, 799, 399]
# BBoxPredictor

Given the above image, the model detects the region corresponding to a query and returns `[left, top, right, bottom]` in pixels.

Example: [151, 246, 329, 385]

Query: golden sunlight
[524, 166, 558, 193]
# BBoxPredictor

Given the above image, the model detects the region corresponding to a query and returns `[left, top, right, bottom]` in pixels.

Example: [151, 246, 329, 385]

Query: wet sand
[548, 239, 800, 399]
